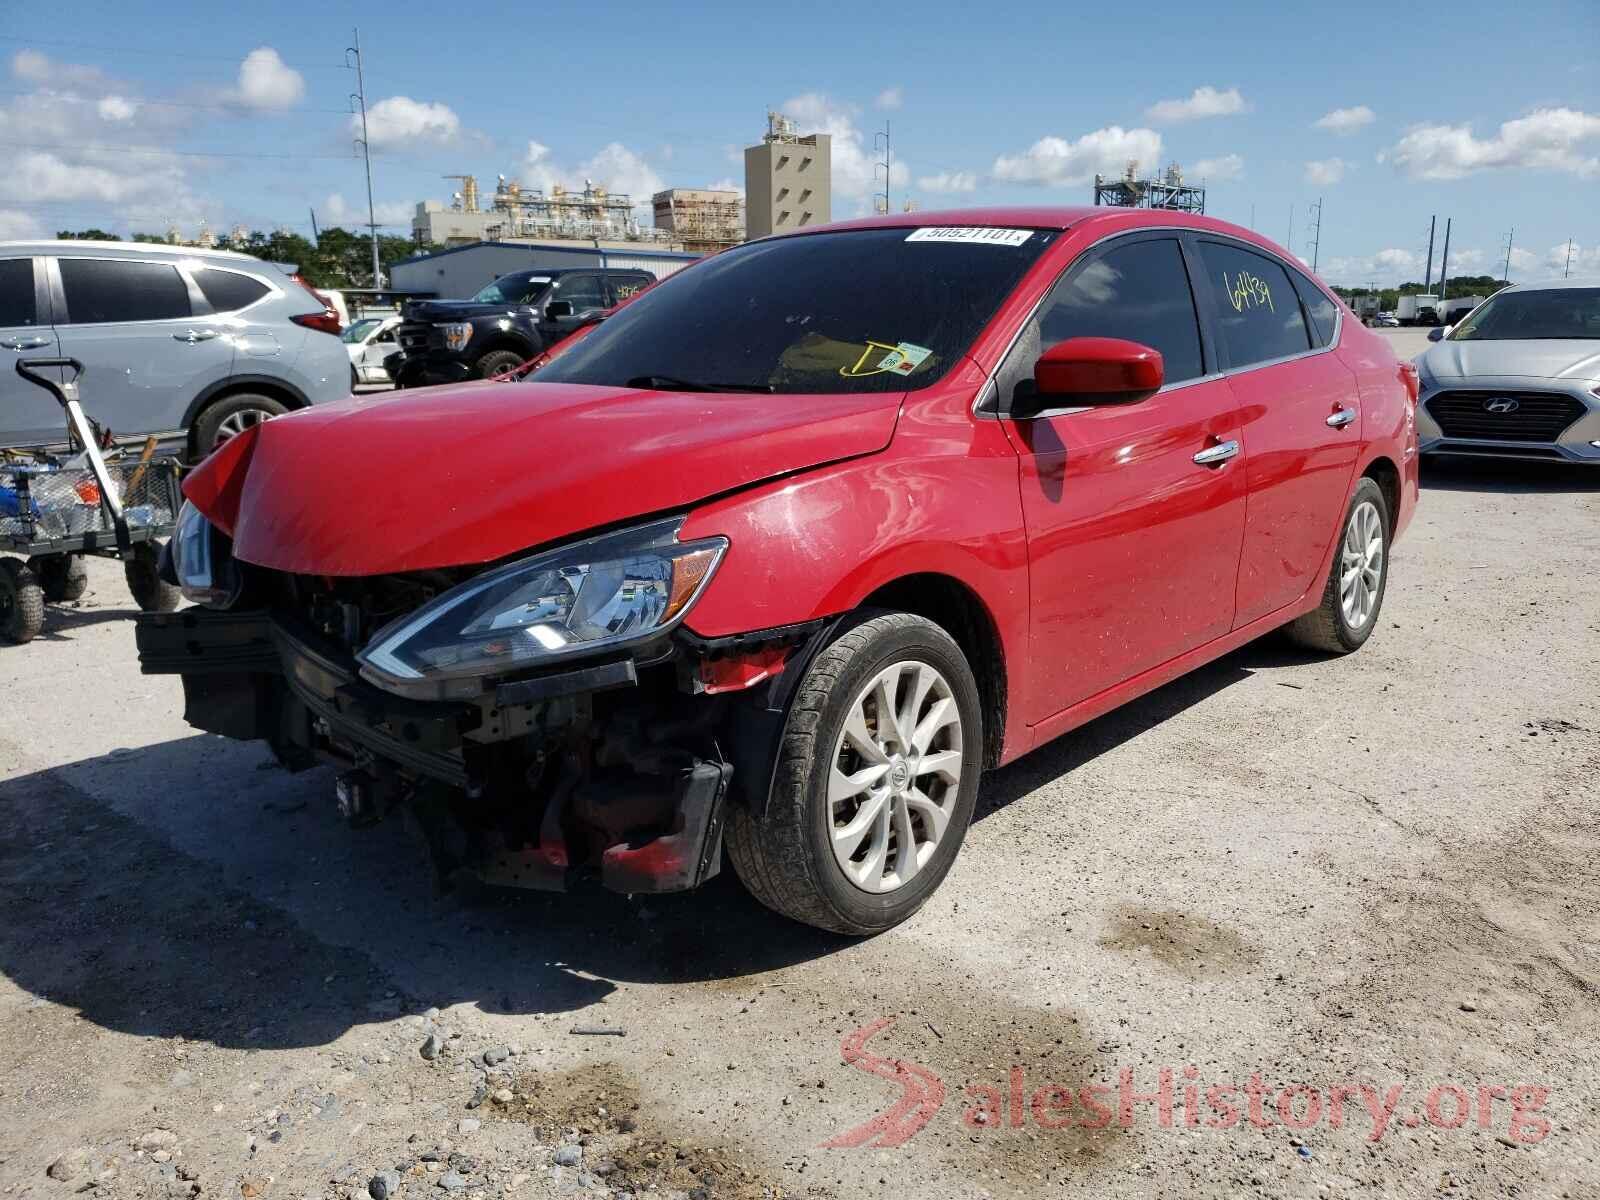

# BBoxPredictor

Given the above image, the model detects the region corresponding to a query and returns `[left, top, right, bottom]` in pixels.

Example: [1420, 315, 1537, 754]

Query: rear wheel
[193, 393, 288, 456]
[1284, 477, 1390, 654]
[726, 611, 983, 935]
[125, 543, 180, 613]
[0, 558, 44, 644]
[28, 554, 87, 602]
[474, 349, 527, 380]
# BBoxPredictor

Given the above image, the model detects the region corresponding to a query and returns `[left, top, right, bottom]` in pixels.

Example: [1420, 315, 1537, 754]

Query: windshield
[534, 227, 1055, 394]
[341, 318, 383, 344]
[472, 273, 552, 305]
[1450, 288, 1600, 341]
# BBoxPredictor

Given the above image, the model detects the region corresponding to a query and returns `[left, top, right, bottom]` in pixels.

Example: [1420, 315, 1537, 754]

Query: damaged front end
[137, 510, 819, 896]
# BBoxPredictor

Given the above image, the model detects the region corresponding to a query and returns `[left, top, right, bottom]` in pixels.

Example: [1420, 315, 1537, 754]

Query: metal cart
[1, 358, 183, 644]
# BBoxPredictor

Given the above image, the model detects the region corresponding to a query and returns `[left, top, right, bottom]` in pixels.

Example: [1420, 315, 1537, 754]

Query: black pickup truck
[390, 267, 654, 387]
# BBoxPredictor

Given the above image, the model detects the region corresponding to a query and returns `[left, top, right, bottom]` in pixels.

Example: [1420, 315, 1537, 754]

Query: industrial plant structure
[651, 188, 744, 252]
[412, 174, 680, 249]
[744, 112, 832, 240]
[1092, 161, 1206, 214]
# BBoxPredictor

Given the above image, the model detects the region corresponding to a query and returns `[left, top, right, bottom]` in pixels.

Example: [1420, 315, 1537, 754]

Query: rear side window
[1289, 267, 1339, 347]
[0, 259, 38, 326]
[1196, 241, 1311, 367]
[59, 258, 191, 324]
[608, 273, 651, 303]
[193, 268, 270, 313]
[1033, 237, 1206, 384]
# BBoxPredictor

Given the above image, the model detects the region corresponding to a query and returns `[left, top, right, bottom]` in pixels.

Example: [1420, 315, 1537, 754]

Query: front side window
[1195, 241, 1312, 367]
[1449, 288, 1600, 341]
[0, 259, 37, 327]
[552, 275, 606, 311]
[536, 227, 1055, 394]
[471, 273, 551, 305]
[1030, 237, 1205, 385]
[59, 258, 190, 324]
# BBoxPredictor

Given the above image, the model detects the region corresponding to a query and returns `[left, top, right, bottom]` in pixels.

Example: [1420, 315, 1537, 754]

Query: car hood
[182, 381, 901, 576]
[1421, 338, 1600, 382]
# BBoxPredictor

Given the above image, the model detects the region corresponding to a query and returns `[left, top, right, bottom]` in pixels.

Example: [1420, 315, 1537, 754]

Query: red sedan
[144, 207, 1419, 935]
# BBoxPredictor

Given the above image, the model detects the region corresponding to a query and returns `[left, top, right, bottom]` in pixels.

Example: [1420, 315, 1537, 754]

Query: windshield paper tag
[906, 226, 1031, 247]
[877, 342, 933, 375]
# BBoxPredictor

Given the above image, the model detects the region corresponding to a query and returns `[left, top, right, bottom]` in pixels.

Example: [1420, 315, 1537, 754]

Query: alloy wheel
[1339, 499, 1385, 630]
[212, 407, 275, 449]
[829, 660, 964, 894]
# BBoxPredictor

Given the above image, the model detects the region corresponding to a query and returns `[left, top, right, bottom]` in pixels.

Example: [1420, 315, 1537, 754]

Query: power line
[0, 140, 359, 161]
[0, 33, 351, 69]
[0, 87, 358, 116]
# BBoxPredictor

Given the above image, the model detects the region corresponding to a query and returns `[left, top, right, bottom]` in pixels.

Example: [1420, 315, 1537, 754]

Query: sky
[1, 0, 1596, 287]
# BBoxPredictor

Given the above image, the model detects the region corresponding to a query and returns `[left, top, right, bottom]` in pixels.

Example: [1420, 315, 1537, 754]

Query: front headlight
[440, 322, 473, 351]
[357, 517, 726, 694]
[171, 499, 242, 609]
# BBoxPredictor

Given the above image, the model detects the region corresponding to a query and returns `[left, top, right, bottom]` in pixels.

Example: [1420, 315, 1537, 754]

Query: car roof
[0, 239, 267, 264]
[1501, 276, 1600, 293]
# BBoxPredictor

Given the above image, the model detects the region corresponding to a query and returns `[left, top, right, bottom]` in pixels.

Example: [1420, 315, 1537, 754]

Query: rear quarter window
[193, 268, 271, 313]
[1196, 241, 1312, 368]
[1288, 267, 1339, 347]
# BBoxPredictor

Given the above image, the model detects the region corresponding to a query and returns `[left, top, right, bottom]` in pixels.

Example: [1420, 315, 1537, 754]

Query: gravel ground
[2, 398, 1597, 1199]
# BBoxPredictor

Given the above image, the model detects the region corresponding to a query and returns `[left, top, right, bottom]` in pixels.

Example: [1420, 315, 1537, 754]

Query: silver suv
[0, 241, 350, 457]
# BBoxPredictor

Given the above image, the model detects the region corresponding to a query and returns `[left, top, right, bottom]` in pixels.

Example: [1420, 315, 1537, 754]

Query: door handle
[1193, 439, 1241, 467]
[0, 335, 51, 351]
[1326, 407, 1358, 428]
[173, 329, 220, 343]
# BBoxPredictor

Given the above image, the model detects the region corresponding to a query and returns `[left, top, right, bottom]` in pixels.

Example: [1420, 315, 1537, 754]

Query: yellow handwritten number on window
[1223, 270, 1274, 315]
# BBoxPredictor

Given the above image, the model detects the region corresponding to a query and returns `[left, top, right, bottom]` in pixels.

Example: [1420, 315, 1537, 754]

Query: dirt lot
[3, 384, 1598, 1198]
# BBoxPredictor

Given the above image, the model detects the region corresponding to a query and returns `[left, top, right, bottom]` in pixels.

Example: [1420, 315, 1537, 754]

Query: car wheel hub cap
[829, 660, 964, 895]
[1339, 500, 1384, 630]
[214, 408, 274, 448]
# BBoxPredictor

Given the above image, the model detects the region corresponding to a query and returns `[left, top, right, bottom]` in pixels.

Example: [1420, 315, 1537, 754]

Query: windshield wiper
[625, 374, 775, 394]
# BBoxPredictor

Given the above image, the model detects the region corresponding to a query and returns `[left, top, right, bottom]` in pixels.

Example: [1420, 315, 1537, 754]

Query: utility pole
[1422, 216, 1436, 296]
[1564, 237, 1574, 278]
[1287, 205, 1294, 254]
[346, 29, 381, 288]
[1502, 227, 1515, 283]
[873, 122, 892, 216]
[1437, 218, 1451, 301]
[1307, 197, 1323, 272]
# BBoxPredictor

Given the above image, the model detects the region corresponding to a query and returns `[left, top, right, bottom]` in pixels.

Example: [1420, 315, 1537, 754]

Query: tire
[725, 610, 984, 935]
[192, 393, 288, 456]
[474, 349, 527, 380]
[0, 558, 45, 644]
[1284, 477, 1390, 654]
[125, 543, 180, 613]
[28, 554, 87, 602]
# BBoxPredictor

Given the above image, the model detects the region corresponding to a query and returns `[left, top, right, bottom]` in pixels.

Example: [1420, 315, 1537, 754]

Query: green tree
[55, 229, 121, 241]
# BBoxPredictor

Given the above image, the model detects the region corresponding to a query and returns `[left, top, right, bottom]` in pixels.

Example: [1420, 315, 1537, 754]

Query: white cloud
[234, 47, 304, 112]
[916, 170, 979, 193]
[993, 125, 1162, 186]
[705, 177, 744, 197]
[1320, 247, 1425, 286]
[0, 209, 42, 239]
[875, 86, 903, 111]
[1383, 108, 1600, 179]
[359, 96, 463, 149]
[1305, 157, 1351, 185]
[1314, 105, 1375, 135]
[10, 49, 106, 89]
[1146, 86, 1246, 123]
[322, 193, 413, 228]
[1191, 153, 1244, 182]
[96, 95, 138, 122]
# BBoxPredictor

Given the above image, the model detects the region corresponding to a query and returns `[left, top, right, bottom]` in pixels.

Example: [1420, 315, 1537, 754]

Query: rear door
[997, 233, 1248, 722]
[1190, 238, 1360, 626]
[0, 256, 63, 447]
[51, 255, 236, 440]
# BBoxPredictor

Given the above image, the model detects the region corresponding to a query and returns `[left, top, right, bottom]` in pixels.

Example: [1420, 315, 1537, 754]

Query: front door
[0, 257, 64, 447]
[541, 273, 608, 340]
[998, 234, 1248, 723]
[1189, 239, 1361, 626]
[51, 256, 236, 440]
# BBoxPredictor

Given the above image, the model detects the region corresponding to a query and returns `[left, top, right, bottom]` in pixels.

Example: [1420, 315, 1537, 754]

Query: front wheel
[1284, 477, 1390, 654]
[725, 611, 983, 935]
[474, 349, 528, 380]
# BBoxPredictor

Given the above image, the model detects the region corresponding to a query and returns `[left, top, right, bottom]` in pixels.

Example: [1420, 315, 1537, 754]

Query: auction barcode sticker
[906, 227, 1032, 247]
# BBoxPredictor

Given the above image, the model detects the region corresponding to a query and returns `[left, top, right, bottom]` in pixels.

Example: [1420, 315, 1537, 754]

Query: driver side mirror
[1427, 325, 1452, 342]
[544, 300, 573, 319]
[1011, 337, 1165, 417]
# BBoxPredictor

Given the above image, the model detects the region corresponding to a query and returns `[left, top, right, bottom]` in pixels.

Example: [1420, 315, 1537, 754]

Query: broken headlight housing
[357, 517, 726, 697]
[170, 499, 243, 609]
